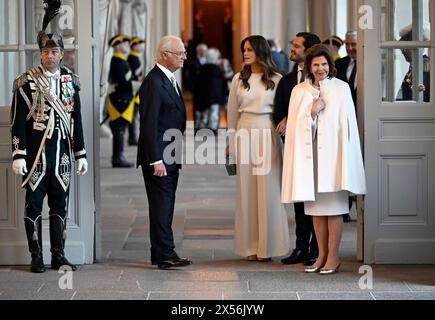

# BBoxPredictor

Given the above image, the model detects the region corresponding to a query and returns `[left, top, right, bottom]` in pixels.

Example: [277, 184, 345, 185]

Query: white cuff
[74, 149, 86, 158]
[12, 149, 27, 158]
[150, 160, 163, 166]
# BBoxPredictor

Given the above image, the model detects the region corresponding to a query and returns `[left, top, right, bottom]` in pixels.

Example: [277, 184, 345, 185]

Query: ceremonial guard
[107, 35, 135, 167]
[10, 31, 87, 273]
[127, 37, 145, 146]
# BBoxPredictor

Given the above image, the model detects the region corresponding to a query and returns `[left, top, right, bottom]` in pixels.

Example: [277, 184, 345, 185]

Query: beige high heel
[304, 265, 324, 273]
[257, 257, 272, 262]
[319, 263, 341, 275]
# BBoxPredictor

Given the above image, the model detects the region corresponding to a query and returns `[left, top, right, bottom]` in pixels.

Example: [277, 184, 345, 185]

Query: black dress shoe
[281, 249, 308, 265]
[151, 256, 188, 266]
[343, 214, 352, 223]
[157, 257, 192, 270]
[51, 255, 77, 271]
[303, 250, 319, 266]
[30, 254, 46, 273]
[112, 160, 132, 168]
[128, 140, 138, 146]
[303, 257, 317, 266]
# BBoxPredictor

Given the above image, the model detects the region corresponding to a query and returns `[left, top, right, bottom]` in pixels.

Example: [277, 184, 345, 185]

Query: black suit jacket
[273, 67, 298, 126]
[136, 66, 187, 172]
[335, 56, 357, 106]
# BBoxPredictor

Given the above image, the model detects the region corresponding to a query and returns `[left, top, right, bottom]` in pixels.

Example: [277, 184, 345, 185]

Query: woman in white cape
[281, 44, 366, 274]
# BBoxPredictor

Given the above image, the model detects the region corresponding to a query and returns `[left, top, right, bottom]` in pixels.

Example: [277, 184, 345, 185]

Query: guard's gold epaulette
[63, 66, 81, 89]
[12, 73, 28, 92]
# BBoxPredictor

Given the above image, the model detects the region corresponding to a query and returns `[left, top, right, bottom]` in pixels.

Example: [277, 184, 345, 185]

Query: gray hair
[196, 43, 208, 52]
[155, 35, 183, 61]
[346, 30, 357, 39]
[206, 48, 221, 64]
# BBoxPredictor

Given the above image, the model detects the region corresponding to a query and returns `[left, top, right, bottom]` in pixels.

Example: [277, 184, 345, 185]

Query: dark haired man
[273, 32, 321, 266]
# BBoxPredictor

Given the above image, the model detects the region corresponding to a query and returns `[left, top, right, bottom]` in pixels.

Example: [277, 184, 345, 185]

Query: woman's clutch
[225, 154, 236, 176]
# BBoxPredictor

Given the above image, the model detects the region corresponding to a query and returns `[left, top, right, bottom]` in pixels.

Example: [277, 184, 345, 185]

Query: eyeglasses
[165, 50, 187, 57]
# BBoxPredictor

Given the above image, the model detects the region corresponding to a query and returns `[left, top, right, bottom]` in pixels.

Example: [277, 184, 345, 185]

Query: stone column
[231, 0, 250, 72]
[347, 0, 358, 31]
[307, 0, 336, 41]
[250, 0, 283, 40]
[180, 0, 193, 43]
[283, 0, 307, 55]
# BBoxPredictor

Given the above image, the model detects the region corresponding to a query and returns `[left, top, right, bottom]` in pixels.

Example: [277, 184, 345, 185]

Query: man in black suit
[335, 31, 358, 222]
[335, 31, 357, 107]
[137, 36, 192, 270]
[273, 32, 320, 266]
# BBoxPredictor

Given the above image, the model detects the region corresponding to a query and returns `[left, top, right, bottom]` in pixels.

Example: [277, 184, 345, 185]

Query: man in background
[274, 32, 321, 266]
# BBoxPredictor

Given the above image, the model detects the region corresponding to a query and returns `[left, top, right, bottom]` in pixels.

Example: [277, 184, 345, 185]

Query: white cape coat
[281, 77, 366, 203]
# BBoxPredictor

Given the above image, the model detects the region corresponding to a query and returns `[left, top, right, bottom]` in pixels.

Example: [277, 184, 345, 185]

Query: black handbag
[225, 155, 236, 176]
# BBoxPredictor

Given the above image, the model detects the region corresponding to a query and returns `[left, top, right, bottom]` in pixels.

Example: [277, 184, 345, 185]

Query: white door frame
[360, 0, 435, 264]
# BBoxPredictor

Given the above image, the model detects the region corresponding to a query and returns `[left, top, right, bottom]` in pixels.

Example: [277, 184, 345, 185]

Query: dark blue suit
[137, 66, 186, 263]
[273, 66, 318, 259]
[335, 56, 357, 107]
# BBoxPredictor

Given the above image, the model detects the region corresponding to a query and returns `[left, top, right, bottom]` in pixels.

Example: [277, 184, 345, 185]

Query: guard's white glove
[132, 81, 142, 95]
[76, 158, 88, 176]
[12, 159, 28, 176]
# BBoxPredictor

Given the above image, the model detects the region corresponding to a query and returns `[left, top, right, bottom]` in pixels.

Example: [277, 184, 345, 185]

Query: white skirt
[305, 136, 349, 216]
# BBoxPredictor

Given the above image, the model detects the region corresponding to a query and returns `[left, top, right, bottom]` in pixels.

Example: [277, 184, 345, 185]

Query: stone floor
[1, 126, 435, 300]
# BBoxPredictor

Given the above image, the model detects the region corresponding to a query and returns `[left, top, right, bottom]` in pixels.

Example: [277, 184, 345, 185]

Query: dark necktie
[348, 61, 357, 90]
[298, 69, 305, 84]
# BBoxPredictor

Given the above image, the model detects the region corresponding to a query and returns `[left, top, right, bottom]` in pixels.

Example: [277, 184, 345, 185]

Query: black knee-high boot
[128, 106, 139, 146]
[110, 122, 131, 168]
[49, 215, 77, 271]
[24, 216, 46, 273]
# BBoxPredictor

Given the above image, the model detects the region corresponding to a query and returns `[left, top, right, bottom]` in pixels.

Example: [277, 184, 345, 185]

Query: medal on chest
[61, 75, 75, 112]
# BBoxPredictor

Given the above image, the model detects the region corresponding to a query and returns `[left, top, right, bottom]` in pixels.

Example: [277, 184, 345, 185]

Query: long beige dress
[227, 72, 290, 259]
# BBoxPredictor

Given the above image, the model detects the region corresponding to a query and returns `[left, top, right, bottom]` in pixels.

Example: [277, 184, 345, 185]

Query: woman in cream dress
[227, 35, 290, 261]
[282, 45, 366, 274]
